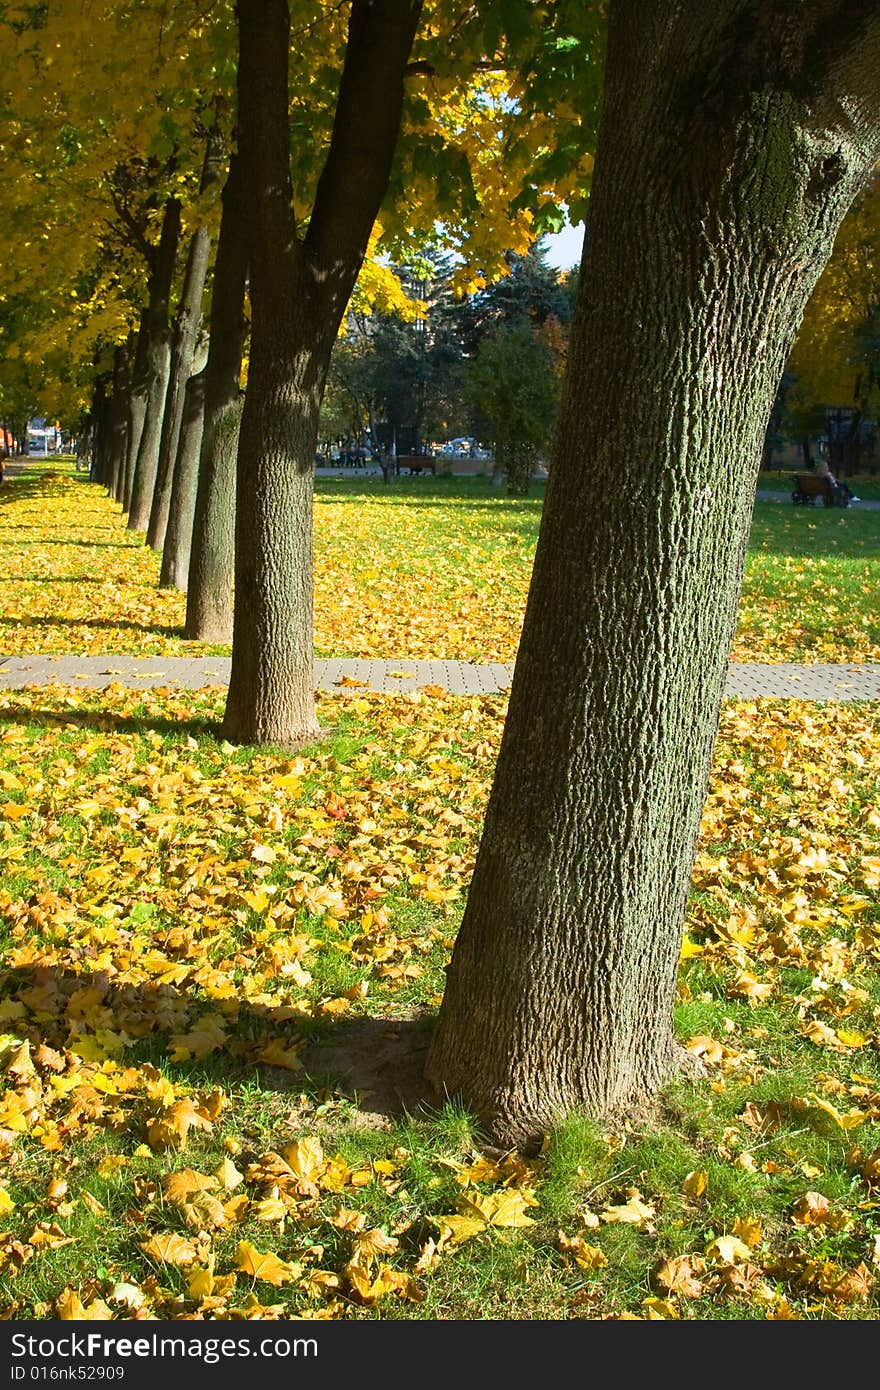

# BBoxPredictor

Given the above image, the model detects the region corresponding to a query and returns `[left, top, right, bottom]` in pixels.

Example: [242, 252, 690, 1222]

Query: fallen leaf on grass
[162, 1169, 220, 1204]
[682, 1170, 707, 1198]
[705, 1234, 752, 1264]
[600, 1189, 656, 1231]
[235, 1241, 301, 1286]
[140, 1232, 199, 1267]
[654, 1254, 706, 1297]
[558, 1231, 608, 1270]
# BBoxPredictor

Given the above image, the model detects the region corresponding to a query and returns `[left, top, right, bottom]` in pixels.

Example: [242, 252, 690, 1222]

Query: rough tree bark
[123, 315, 149, 511]
[183, 152, 248, 629]
[88, 377, 112, 485]
[425, 0, 880, 1147]
[221, 0, 422, 744]
[159, 349, 208, 590]
[146, 226, 212, 551]
[127, 197, 182, 532]
[147, 133, 224, 553]
[107, 337, 133, 504]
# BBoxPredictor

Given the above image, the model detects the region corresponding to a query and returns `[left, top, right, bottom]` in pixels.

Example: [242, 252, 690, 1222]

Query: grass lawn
[0, 461, 878, 1320]
[1, 462, 877, 664]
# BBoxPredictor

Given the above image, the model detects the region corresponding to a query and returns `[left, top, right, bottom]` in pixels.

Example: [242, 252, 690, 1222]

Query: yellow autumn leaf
[456, 1188, 537, 1228]
[56, 1289, 113, 1320]
[235, 1241, 301, 1286]
[732, 1216, 763, 1248]
[705, 1234, 752, 1264]
[162, 1169, 220, 1204]
[601, 1189, 656, 1230]
[215, 1156, 244, 1190]
[682, 1170, 708, 1198]
[140, 1232, 199, 1267]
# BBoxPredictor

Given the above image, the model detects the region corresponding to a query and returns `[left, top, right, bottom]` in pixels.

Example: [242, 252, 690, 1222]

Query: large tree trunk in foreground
[426, 0, 880, 1147]
[127, 198, 181, 532]
[221, 0, 422, 744]
[184, 152, 248, 632]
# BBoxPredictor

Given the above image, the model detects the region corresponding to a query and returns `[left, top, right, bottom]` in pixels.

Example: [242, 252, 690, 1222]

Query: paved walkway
[0, 654, 877, 700]
[755, 488, 880, 509]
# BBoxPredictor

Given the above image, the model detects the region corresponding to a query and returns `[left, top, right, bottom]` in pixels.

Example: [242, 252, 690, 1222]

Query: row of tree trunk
[74, 0, 880, 1147]
[86, 151, 248, 642]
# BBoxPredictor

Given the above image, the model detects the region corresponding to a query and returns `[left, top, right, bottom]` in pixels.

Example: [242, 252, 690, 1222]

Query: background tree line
[322, 242, 576, 493]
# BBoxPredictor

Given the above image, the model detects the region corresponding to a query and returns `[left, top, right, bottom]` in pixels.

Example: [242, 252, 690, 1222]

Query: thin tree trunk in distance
[185, 151, 248, 638]
[127, 197, 181, 532]
[88, 377, 111, 485]
[147, 130, 223, 552]
[108, 337, 133, 504]
[147, 225, 212, 551]
[159, 352, 208, 590]
[124, 315, 149, 511]
[425, 0, 880, 1147]
[221, 0, 423, 745]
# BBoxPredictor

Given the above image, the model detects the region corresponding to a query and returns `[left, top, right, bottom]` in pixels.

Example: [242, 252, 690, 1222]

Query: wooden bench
[396, 454, 436, 475]
[791, 473, 849, 507]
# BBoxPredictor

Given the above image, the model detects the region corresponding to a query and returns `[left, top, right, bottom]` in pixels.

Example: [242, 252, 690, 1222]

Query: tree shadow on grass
[7, 576, 108, 585]
[0, 703, 223, 740]
[6, 615, 183, 639]
[0, 538, 139, 549]
[0, 960, 439, 1126]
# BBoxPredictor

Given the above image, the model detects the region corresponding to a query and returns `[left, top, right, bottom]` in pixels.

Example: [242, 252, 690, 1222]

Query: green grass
[0, 685, 878, 1320]
[2, 463, 877, 663]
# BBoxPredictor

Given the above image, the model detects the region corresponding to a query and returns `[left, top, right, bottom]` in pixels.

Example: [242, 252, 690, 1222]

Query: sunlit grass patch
[0, 686, 878, 1318]
[1, 468, 877, 663]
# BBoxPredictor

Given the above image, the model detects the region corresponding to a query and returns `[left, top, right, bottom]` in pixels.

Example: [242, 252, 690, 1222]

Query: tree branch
[305, 0, 423, 298]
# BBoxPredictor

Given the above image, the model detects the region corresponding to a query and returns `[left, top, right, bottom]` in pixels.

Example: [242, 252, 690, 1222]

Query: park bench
[791, 473, 850, 507]
[397, 455, 436, 475]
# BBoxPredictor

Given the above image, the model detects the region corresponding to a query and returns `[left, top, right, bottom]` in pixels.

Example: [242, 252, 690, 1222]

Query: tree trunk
[221, 0, 422, 745]
[159, 356, 208, 591]
[146, 130, 223, 552]
[124, 315, 150, 511]
[504, 446, 533, 496]
[425, 0, 880, 1147]
[108, 337, 133, 503]
[127, 197, 182, 532]
[184, 152, 248, 638]
[146, 225, 212, 551]
[88, 378, 112, 485]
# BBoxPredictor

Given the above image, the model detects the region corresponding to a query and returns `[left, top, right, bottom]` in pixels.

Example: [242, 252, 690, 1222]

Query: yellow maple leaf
[140, 1232, 199, 1266]
[457, 1188, 537, 1228]
[705, 1234, 752, 1264]
[56, 1289, 113, 1320]
[215, 1156, 244, 1190]
[732, 1215, 763, 1248]
[235, 1240, 301, 1286]
[281, 1136, 324, 1184]
[682, 1170, 708, 1197]
[162, 1169, 219, 1204]
[601, 1189, 656, 1230]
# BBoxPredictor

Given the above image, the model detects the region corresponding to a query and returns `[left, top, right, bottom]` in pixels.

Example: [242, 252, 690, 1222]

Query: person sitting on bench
[816, 459, 859, 504]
